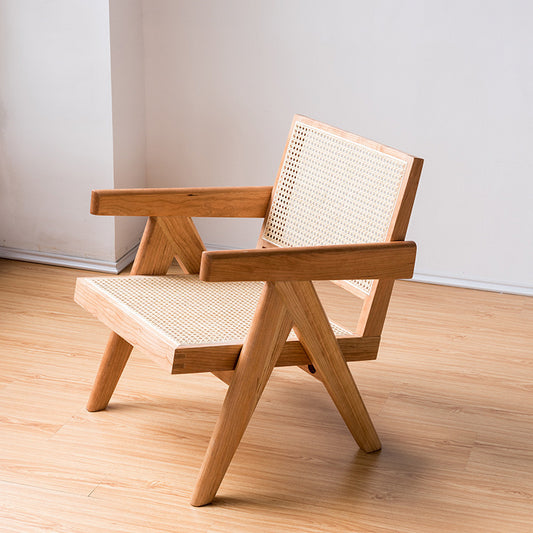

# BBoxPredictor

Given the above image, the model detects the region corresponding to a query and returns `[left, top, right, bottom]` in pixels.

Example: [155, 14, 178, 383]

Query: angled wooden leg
[157, 216, 206, 274]
[191, 282, 293, 506]
[298, 364, 324, 382]
[87, 217, 175, 412]
[275, 280, 381, 453]
[87, 333, 133, 411]
[131, 217, 175, 276]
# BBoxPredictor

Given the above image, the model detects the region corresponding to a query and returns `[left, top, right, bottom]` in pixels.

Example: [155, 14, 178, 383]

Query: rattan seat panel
[87, 275, 352, 347]
[263, 121, 407, 294]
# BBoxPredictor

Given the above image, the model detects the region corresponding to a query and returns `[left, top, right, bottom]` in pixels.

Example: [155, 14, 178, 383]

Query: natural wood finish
[84, 217, 175, 411]
[275, 281, 381, 452]
[256, 114, 423, 339]
[130, 216, 175, 276]
[329, 279, 369, 299]
[86, 333, 133, 412]
[154, 216, 229, 387]
[298, 363, 324, 382]
[355, 156, 423, 337]
[356, 279, 396, 337]
[210, 370, 234, 385]
[388, 157, 424, 243]
[291, 115, 419, 163]
[157, 216, 205, 274]
[200, 241, 416, 282]
[172, 335, 379, 374]
[257, 114, 417, 242]
[257, 114, 419, 249]
[74, 116, 425, 505]
[75, 279, 380, 374]
[3, 259, 533, 531]
[91, 186, 273, 217]
[74, 278, 178, 371]
[191, 282, 293, 506]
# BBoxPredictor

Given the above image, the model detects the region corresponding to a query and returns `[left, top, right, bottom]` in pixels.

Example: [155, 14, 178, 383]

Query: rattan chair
[75, 115, 423, 506]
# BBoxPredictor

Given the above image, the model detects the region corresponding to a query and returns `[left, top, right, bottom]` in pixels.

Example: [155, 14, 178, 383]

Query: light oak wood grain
[191, 282, 293, 506]
[130, 216, 175, 276]
[85, 216, 175, 411]
[75, 277, 178, 373]
[157, 216, 206, 274]
[355, 154, 423, 336]
[74, 281, 380, 374]
[200, 241, 416, 282]
[275, 280, 381, 452]
[91, 186, 273, 217]
[85, 332, 133, 412]
[172, 335, 379, 374]
[75, 116, 427, 505]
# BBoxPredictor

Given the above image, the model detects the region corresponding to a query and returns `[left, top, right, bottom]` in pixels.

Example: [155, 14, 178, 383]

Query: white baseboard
[204, 242, 236, 251]
[0, 245, 139, 274]
[411, 273, 533, 297]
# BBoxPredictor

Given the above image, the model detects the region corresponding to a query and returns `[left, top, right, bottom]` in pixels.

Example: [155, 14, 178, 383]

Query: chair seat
[84, 274, 351, 346]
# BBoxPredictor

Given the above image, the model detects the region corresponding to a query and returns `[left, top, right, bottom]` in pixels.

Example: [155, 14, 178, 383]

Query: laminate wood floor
[0, 258, 531, 532]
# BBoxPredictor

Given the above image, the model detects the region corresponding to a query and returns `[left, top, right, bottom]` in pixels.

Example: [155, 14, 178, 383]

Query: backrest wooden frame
[258, 114, 423, 338]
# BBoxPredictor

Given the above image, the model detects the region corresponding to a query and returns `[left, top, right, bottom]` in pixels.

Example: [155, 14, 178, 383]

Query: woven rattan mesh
[263, 121, 407, 294]
[89, 275, 351, 347]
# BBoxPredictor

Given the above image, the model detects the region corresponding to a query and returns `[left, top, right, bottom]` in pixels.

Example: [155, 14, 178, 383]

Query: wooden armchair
[75, 115, 423, 506]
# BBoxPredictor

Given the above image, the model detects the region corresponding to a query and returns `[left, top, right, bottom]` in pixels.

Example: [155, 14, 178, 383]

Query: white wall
[142, 0, 533, 294]
[0, 0, 116, 262]
[1, 1, 531, 291]
[0, 0, 146, 270]
[109, 0, 147, 259]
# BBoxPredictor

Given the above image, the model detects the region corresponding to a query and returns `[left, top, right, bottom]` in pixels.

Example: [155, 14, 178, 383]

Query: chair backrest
[260, 115, 422, 298]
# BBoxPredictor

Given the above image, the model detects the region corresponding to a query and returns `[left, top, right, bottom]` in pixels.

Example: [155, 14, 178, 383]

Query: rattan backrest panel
[89, 275, 351, 347]
[263, 121, 408, 294]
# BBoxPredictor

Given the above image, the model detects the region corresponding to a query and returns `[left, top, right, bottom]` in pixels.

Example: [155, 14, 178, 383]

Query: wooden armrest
[90, 186, 273, 217]
[199, 241, 416, 282]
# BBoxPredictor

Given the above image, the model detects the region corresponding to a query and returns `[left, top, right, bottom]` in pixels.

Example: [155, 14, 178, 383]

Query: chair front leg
[87, 333, 133, 412]
[86, 217, 175, 411]
[191, 282, 293, 506]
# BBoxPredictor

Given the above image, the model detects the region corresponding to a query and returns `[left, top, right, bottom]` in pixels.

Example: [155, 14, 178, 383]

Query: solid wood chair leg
[131, 217, 175, 276]
[87, 217, 175, 412]
[87, 332, 133, 412]
[157, 216, 206, 274]
[190, 282, 293, 506]
[275, 281, 381, 453]
[298, 364, 324, 382]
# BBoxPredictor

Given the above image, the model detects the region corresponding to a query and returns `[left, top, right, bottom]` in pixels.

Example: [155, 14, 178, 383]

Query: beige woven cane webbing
[263, 121, 407, 294]
[89, 275, 351, 347]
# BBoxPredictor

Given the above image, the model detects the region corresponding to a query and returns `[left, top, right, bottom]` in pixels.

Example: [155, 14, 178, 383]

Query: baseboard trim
[0, 245, 139, 274]
[204, 242, 236, 251]
[411, 273, 533, 297]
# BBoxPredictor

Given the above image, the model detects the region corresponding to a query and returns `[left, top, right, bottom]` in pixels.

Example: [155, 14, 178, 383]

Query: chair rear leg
[276, 281, 381, 453]
[191, 282, 293, 506]
[86, 332, 133, 412]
